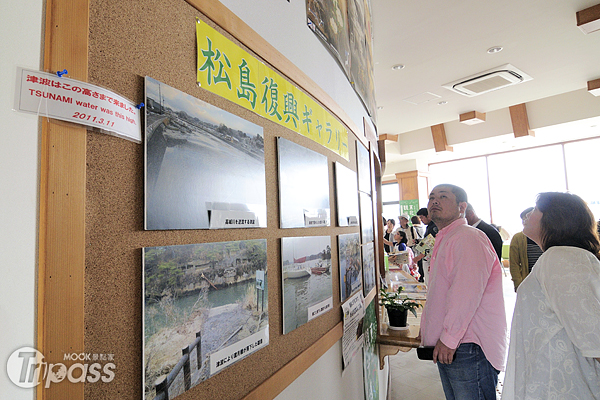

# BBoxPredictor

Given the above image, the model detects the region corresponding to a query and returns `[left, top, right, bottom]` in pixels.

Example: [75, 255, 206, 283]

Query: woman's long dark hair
[537, 192, 600, 259]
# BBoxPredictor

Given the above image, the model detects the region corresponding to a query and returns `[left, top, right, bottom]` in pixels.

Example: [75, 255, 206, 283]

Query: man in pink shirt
[420, 184, 507, 400]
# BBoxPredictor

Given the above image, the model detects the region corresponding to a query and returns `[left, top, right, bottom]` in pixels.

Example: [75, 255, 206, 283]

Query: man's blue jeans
[437, 343, 499, 400]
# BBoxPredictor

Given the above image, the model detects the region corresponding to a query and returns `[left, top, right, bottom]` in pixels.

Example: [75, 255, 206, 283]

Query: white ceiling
[371, 0, 600, 166]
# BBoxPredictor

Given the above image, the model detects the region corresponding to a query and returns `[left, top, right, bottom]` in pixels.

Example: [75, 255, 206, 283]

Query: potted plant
[379, 286, 421, 328]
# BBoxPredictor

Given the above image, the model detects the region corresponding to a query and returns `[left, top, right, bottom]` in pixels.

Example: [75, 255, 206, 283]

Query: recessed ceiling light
[487, 46, 503, 54]
[438, 101, 448, 105]
[391, 64, 405, 70]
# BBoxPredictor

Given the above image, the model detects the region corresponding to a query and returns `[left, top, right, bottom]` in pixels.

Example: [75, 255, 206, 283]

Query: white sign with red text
[14, 67, 141, 143]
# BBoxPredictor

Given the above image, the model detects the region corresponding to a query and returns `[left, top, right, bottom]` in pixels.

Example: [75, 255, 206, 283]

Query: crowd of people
[382, 184, 600, 399]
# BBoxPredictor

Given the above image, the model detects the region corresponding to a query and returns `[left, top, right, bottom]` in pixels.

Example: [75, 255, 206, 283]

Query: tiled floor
[388, 268, 517, 400]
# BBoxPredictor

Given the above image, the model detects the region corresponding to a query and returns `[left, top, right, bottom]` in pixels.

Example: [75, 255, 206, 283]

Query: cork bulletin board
[72, 1, 381, 399]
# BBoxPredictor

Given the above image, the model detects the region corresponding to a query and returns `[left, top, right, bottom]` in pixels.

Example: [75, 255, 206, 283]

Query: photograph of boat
[277, 138, 330, 228]
[144, 76, 267, 230]
[339, 232, 362, 302]
[282, 236, 333, 334]
[143, 239, 268, 400]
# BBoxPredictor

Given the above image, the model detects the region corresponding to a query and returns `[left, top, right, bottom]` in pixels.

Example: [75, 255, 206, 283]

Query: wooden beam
[430, 124, 453, 152]
[577, 3, 600, 34]
[509, 103, 535, 138]
[459, 110, 486, 125]
[377, 140, 386, 167]
[38, 0, 88, 399]
[588, 78, 600, 96]
[379, 133, 398, 142]
[242, 323, 343, 400]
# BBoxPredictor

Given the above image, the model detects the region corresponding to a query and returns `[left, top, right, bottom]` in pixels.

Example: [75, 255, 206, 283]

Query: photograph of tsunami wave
[144, 76, 266, 230]
[143, 239, 268, 400]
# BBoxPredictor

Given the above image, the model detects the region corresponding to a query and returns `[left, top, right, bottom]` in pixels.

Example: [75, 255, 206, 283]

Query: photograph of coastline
[277, 138, 330, 228]
[356, 141, 371, 194]
[360, 192, 374, 244]
[145, 76, 266, 230]
[338, 233, 362, 302]
[143, 240, 268, 400]
[361, 242, 376, 295]
[334, 162, 359, 227]
[282, 236, 333, 334]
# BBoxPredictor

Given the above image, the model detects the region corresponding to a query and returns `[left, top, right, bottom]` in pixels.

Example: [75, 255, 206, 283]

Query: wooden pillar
[394, 171, 430, 204]
[509, 103, 535, 138]
[38, 0, 88, 399]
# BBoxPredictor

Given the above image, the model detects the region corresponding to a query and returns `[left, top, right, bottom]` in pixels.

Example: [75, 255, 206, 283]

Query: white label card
[209, 209, 259, 229]
[307, 297, 333, 322]
[13, 67, 142, 143]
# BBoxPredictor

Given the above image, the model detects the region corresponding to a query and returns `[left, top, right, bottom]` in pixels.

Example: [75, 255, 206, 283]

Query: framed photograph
[356, 141, 371, 194]
[338, 232, 362, 302]
[306, 0, 351, 76]
[143, 240, 268, 399]
[361, 242, 376, 296]
[277, 137, 330, 228]
[334, 162, 359, 226]
[145, 76, 266, 230]
[281, 236, 333, 334]
[359, 192, 374, 243]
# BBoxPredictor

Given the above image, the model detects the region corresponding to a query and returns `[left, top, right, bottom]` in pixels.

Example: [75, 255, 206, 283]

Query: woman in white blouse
[502, 192, 600, 399]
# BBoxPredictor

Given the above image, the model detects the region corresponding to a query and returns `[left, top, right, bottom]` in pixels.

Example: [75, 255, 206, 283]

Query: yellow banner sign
[196, 19, 349, 160]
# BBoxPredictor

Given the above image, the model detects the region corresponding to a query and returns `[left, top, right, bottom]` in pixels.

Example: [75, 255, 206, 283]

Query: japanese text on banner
[196, 19, 349, 160]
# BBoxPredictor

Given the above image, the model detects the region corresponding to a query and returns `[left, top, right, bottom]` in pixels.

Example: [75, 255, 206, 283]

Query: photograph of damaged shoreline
[144, 76, 267, 230]
[143, 239, 268, 400]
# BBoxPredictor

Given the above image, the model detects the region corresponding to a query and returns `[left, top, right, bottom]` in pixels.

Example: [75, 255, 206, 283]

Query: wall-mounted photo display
[143, 240, 268, 400]
[356, 141, 371, 194]
[277, 137, 330, 228]
[338, 232, 362, 302]
[334, 162, 359, 227]
[359, 192, 374, 243]
[361, 242, 375, 296]
[281, 236, 333, 334]
[145, 76, 267, 230]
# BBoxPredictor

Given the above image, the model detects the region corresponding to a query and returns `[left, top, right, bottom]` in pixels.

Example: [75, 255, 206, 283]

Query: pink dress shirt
[420, 218, 507, 371]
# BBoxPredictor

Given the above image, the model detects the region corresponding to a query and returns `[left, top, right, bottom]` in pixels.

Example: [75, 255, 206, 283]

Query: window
[429, 157, 491, 222]
[381, 182, 399, 221]
[426, 137, 600, 239]
[564, 138, 600, 220]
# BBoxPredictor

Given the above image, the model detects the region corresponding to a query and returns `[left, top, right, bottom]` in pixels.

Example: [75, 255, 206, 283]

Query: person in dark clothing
[417, 207, 438, 238]
[465, 203, 503, 261]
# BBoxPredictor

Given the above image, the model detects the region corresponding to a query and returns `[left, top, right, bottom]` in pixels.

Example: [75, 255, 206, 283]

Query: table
[377, 269, 426, 369]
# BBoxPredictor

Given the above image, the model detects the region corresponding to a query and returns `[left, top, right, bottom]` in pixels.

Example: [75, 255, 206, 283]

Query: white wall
[0, 0, 43, 399]
[274, 342, 389, 400]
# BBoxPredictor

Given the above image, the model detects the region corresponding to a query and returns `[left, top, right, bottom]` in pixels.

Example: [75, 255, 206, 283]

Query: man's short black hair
[416, 208, 428, 217]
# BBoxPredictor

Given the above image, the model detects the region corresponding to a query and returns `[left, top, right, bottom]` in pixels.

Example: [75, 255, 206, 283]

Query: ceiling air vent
[442, 64, 532, 97]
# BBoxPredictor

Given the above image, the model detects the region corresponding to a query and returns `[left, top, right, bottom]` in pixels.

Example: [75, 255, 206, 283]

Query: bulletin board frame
[36, 1, 382, 400]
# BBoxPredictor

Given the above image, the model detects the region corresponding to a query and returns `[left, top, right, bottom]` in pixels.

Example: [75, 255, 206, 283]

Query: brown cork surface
[85, 1, 363, 399]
